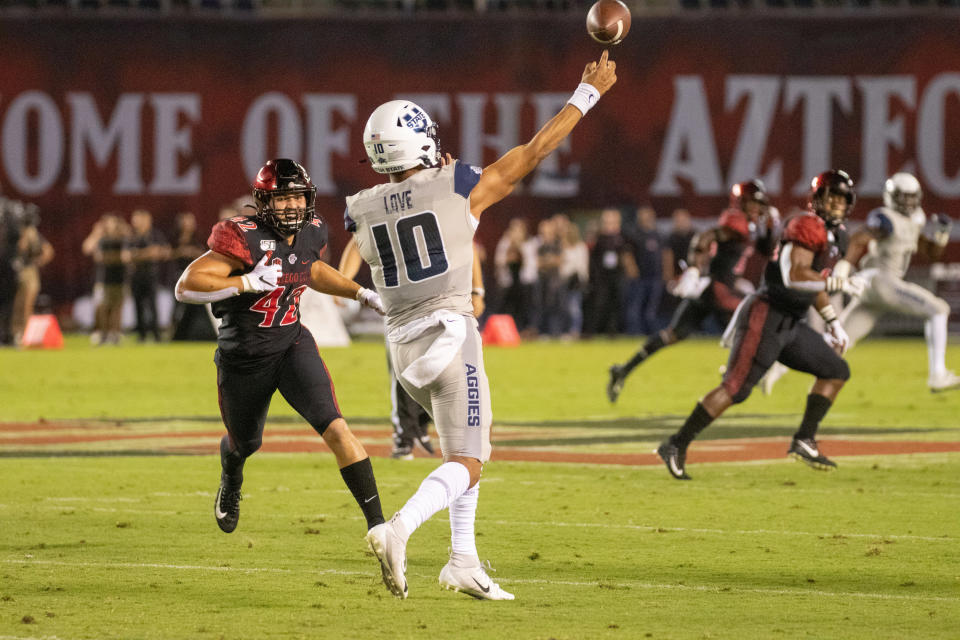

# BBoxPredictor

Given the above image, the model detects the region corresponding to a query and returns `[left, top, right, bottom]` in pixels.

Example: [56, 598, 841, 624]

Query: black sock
[340, 458, 385, 530]
[623, 333, 667, 375]
[220, 435, 245, 487]
[794, 394, 832, 441]
[673, 402, 714, 449]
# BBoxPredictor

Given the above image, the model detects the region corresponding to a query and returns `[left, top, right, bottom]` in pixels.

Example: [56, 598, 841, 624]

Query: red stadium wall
[1, 17, 959, 302]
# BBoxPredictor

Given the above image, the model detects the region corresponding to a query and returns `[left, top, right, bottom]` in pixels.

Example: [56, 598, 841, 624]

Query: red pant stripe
[724, 299, 769, 397]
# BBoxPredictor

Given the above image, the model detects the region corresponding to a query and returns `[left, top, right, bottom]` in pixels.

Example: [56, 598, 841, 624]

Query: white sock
[396, 462, 470, 540]
[449, 484, 479, 560]
[925, 314, 948, 378]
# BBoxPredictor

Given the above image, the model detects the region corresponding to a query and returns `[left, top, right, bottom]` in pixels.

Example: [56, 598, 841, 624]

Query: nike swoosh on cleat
[472, 577, 491, 594]
[669, 460, 683, 476]
[796, 441, 819, 456]
[215, 492, 227, 519]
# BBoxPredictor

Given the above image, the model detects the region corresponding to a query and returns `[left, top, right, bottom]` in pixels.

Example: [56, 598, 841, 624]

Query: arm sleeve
[782, 215, 827, 253]
[718, 209, 750, 238]
[207, 220, 253, 266]
[454, 161, 483, 199]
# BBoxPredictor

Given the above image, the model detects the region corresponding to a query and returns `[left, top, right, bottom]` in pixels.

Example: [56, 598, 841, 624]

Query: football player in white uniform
[353, 52, 617, 600]
[761, 172, 957, 393]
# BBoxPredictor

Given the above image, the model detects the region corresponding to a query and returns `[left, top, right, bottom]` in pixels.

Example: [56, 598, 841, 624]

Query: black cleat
[656, 440, 691, 480]
[214, 480, 242, 533]
[390, 444, 414, 460]
[788, 438, 837, 471]
[607, 365, 626, 403]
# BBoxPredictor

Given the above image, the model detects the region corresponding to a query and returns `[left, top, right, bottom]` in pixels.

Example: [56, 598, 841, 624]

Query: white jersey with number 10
[345, 161, 483, 329]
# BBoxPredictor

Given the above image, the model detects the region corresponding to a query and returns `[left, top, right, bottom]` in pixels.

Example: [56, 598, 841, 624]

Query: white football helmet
[363, 100, 440, 174]
[883, 172, 922, 216]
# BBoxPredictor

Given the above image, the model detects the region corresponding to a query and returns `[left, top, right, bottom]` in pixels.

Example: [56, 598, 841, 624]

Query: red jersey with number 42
[207, 215, 328, 358]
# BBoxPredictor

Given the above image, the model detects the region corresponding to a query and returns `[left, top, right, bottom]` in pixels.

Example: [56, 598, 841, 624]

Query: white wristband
[567, 83, 601, 116]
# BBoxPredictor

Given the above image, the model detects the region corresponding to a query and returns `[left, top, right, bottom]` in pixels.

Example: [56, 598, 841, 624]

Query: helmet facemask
[810, 170, 855, 229]
[815, 189, 852, 228]
[883, 173, 922, 216]
[730, 180, 769, 223]
[252, 159, 317, 235]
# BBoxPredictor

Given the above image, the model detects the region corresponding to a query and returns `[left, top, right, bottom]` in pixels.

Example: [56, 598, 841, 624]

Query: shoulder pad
[783, 214, 827, 253]
[718, 209, 750, 237]
[454, 161, 483, 199]
[207, 220, 253, 266]
[866, 208, 894, 238]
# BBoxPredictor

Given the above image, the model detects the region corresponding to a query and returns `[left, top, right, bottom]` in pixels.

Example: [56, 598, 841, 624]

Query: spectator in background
[661, 208, 697, 317]
[0, 198, 22, 346]
[83, 213, 130, 345]
[664, 208, 695, 285]
[10, 206, 54, 345]
[494, 218, 535, 331]
[128, 209, 170, 342]
[623, 205, 665, 335]
[535, 217, 564, 336]
[558, 218, 589, 339]
[170, 212, 216, 341]
[584, 208, 629, 337]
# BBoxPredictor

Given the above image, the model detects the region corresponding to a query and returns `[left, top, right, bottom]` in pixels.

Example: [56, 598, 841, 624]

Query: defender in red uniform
[656, 170, 865, 479]
[607, 180, 776, 403]
[176, 159, 387, 533]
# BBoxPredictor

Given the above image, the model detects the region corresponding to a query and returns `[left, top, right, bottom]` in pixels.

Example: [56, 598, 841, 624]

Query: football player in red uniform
[607, 180, 776, 402]
[656, 170, 864, 479]
[176, 159, 387, 534]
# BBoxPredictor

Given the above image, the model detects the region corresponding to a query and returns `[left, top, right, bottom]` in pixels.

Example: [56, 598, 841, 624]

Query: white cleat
[929, 370, 960, 393]
[365, 514, 409, 599]
[439, 553, 514, 601]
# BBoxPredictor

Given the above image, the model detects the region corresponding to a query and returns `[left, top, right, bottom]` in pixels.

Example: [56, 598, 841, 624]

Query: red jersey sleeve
[782, 214, 827, 253]
[718, 209, 750, 238]
[207, 220, 253, 266]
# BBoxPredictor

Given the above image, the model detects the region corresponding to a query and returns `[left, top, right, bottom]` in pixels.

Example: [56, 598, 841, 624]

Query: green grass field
[2, 336, 959, 639]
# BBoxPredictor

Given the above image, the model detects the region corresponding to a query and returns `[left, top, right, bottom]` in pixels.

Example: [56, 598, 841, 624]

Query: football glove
[925, 213, 953, 247]
[673, 267, 710, 299]
[240, 254, 282, 293]
[824, 274, 865, 298]
[824, 319, 850, 355]
[356, 287, 385, 316]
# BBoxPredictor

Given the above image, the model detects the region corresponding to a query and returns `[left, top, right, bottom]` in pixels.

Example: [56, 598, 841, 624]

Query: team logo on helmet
[363, 100, 441, 174]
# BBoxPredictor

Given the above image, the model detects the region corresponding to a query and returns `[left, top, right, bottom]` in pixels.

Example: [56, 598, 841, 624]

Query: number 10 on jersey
[371, 211, 449, 287]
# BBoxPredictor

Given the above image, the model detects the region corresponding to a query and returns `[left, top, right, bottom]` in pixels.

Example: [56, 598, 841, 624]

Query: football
[586, 0, 631, 46]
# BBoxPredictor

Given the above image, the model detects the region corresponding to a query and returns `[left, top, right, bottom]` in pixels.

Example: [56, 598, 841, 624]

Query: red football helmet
[729, 179, 769, 213]
[809, 169, 855, 228]
[252, 159, 317, 234]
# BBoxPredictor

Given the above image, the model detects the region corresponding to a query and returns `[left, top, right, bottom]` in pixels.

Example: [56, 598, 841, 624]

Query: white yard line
[490, 519, 956, 542]
[3, 558, 953, 603]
